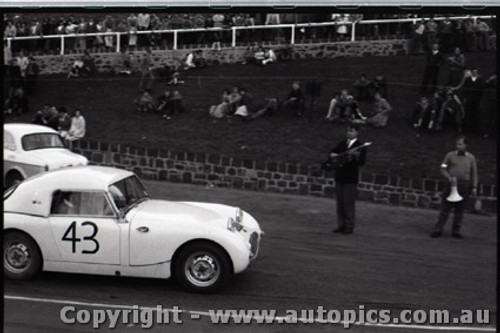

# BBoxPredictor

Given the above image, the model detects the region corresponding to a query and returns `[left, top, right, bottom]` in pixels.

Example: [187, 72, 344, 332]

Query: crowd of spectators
[32, 105, 87, 141]
[4, 13, 495, 55]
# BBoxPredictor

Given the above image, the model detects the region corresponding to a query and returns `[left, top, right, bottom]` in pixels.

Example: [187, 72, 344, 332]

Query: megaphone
[446, 185, 463, 202]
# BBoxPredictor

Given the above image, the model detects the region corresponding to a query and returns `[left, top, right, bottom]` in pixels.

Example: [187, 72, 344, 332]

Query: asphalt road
[4, 180, 497, 332]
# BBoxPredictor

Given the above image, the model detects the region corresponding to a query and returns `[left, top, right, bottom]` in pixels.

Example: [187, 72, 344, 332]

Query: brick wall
[72, 139, 497, 214]
[33, 36, 497, 75]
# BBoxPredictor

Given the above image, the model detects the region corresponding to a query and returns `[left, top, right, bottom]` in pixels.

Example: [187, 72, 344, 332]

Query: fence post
[232, 27, 236, 47]
[116, 33, 121, 53]
[60, 35, 65, 55]
[351, 22, 356, 42]
[173, 30, 178, 50]
[291, 25, 296, 44]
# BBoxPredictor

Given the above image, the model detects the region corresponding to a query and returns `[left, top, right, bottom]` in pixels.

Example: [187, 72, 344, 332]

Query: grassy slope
[8, 51, 497, 184]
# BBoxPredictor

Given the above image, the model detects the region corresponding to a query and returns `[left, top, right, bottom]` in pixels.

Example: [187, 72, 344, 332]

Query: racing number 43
[62, 221, 100, 254]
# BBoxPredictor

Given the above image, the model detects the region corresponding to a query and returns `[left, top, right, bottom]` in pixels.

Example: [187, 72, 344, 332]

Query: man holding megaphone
[430, 135, 478, 239]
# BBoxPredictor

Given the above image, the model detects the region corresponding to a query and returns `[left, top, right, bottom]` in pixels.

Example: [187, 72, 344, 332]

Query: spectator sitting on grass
[248, 97, 281, 119]
[62, 109, 86, 141]
[5, 87, 29, 115]
[67, 59, 84, 78]
[254, 46, 265, 64]
[157, 90, 172, 119]
[262, 48, 277, 65]
[353, 74, 371, 100]
[284, 81, 305, 116]
[184, 51, 196, 70]
[170, 90, 186, 115]
[115, 50, 135, 75]
[193, 50, 207, 69]
[365, 92, 393, 128]
[325, 89, 366, 122]
[209, 89, 231, 119]
[57, 107, 72, 137]
[242, 46, 256, 65]
[228, 85, 242, 114]
[82, 50, 96, 75]
[369, 75, 388, 98]
[135, 90, 156, 113]
[233, 88, 253, 118]
[32, 104, 51, 125]
[413, 96, 435, 130]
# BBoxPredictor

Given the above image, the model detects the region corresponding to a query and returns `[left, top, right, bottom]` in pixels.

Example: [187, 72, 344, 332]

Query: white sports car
[3, 166, 262, 292]
[3, 123, 89, 188]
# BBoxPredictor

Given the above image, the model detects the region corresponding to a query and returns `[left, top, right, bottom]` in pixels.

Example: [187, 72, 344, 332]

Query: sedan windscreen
[22, 133, 66, 151]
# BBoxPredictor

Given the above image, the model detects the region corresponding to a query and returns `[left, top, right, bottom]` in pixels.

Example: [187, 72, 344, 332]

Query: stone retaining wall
[71, 139, 497, 214]
[34, 36, 497, 75]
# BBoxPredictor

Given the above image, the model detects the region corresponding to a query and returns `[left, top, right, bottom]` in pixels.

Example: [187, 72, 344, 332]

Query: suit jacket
[330, 139, 366, 184]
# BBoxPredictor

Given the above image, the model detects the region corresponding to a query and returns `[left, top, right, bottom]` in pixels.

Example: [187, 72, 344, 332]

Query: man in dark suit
[329, 123, 367, 234]
[420, 43, 445, 94]
[461, 69, 484, 133]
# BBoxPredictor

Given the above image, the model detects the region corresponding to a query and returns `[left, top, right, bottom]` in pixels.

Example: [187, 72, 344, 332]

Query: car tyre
[174, 242, 231, 293]
[5, 171, 24, 189]
[4, 232, 42, 280]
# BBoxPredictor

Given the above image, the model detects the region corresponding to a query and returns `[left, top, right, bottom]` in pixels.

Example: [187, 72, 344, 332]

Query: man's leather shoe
[333, 228, 345, 233]
[342, 229, 353, 235]
[430, 231, 442, 238]
[452, 233, 464, 239]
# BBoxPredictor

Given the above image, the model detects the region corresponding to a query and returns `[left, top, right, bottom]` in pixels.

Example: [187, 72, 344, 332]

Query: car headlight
[227, 217, 243, 232]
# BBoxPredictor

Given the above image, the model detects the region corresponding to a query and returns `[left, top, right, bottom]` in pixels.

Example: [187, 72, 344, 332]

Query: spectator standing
[139, 49, 155, 92]
[430, 135, 477, 239]
[438, 17, 453, 53]
[17, 50, 30, 87]
[102, 15, 115, 50]
[4, 40, 12, 66]
[85, 18, 98, 50]
[410, 19, 426, 55]
[482, 74, 497, 137]
[137, 13, 151, 47]
[76, 17, 88, 52]
[461, 69, 484, 133]
[420, 43, 445, 94]
[447, 47, 466, 86]
[353, 74, 371, 100]
[336, 14, 350, 41]
[5, 88, 29, 115]
[264, 13, 281, 41]
[212, 14, 225, 51]
[463, 19, 476, 52]
[28, 19, 43, 52]
[452, 19, 466, 51]
[25, 56, 39, 95]
[425, 18, 438, 50]
[474, 18, 491, 51]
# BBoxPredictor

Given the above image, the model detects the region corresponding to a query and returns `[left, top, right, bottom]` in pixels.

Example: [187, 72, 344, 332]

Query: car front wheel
[174, 242, 232, 293]
[5, 171, 24, 189]
[4, 232, 42, 280]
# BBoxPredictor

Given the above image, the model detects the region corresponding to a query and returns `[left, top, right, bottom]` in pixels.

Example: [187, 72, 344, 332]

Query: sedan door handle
[136, 226, 149, 233]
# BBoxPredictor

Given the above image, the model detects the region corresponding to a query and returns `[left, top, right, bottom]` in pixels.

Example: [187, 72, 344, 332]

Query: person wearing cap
[430, 135, 478, 239]
[329, 123, 367, 235]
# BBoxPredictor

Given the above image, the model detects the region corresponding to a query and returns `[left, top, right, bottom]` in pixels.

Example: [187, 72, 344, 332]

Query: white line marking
[4, 295, 496, 332]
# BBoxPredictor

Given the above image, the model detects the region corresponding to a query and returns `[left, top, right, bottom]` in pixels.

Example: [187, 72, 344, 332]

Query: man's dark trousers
[434, 184, 470, 234]
[336, 182, 358, 231]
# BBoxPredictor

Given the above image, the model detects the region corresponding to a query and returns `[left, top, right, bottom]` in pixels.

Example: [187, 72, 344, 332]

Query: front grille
[249, 232, 260, 260]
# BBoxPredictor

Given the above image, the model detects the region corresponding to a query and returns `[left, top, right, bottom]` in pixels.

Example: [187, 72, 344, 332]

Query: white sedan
[3, 123, 88, 188]
[3, 166, 262, 292]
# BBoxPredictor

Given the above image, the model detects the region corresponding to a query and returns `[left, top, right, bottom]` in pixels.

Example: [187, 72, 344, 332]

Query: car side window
[50, 191, 115, 217]
[4, 131, 16, 151]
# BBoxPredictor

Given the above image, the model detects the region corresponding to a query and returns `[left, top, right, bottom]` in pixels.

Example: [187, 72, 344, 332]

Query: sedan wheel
[4, 233, 42, 280]
[175, 243, 231, 293]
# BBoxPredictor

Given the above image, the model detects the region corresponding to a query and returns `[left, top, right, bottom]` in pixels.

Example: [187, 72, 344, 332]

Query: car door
[48, 190, 121, 265]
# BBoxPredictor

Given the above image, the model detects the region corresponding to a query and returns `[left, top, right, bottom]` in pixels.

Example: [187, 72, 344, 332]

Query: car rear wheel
[4, 232, 42, 280]
[174, 242, 231, 293]
[5, 171, 24, 189]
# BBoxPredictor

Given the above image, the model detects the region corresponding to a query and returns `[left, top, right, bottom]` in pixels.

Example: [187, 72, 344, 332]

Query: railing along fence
[4, 15, 495, 55]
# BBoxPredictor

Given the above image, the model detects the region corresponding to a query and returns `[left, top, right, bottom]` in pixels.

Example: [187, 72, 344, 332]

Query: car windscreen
[22, 133, 66, 151]
[108, 175, 149, 212]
